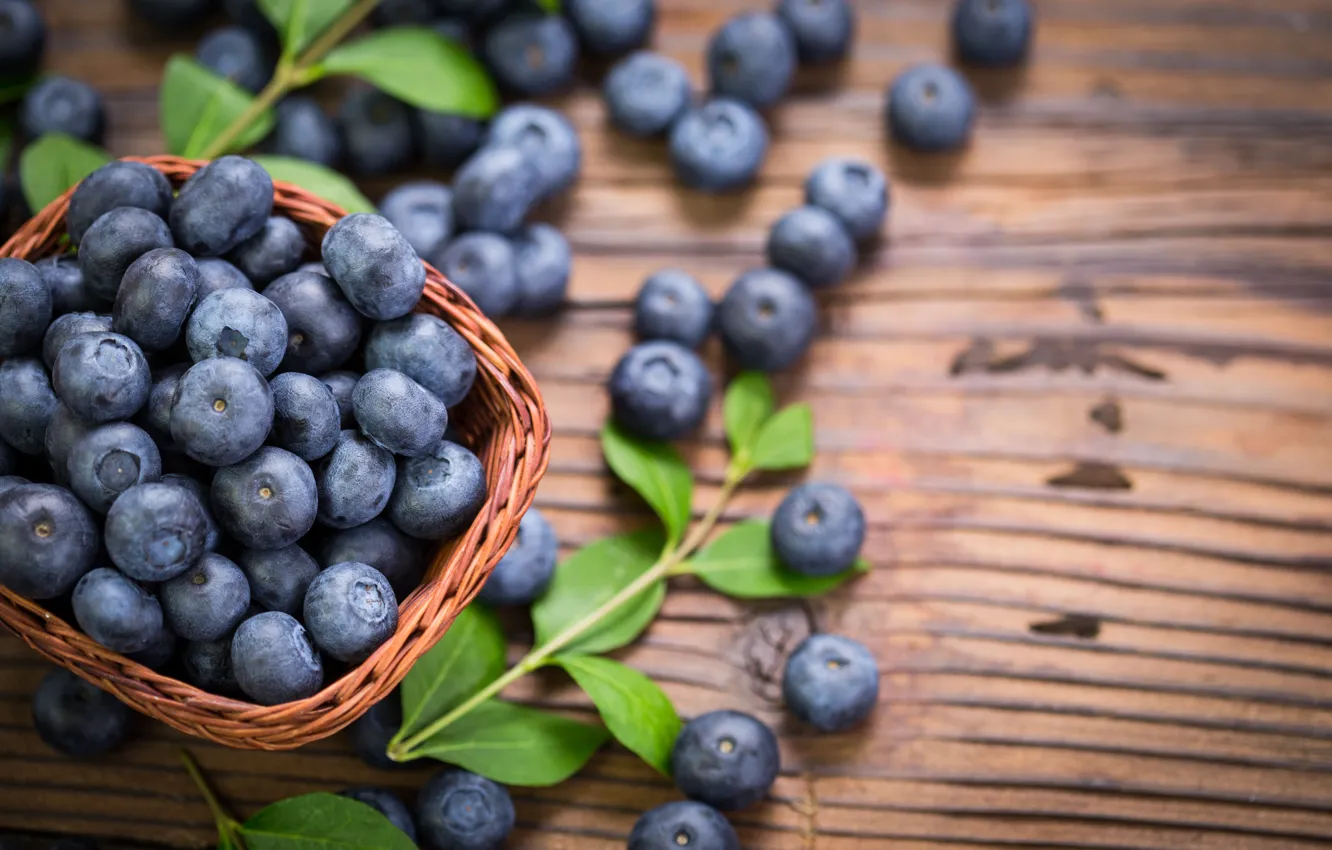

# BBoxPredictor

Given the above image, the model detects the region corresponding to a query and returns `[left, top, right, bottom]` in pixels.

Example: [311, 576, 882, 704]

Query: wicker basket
[0, 156, 550, 750]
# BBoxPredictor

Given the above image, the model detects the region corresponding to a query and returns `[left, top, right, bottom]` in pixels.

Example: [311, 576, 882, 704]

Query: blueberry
[186, 288, 289, 377]
[953, 0, 1033, 67]
[804, 158, 888, 243]
[183, 635, 241, 695]
[52, 331, 151, 423]
[487, 104, 581, 200]
[371, 0, 436, 25]
[349, 691, 404, 769]
[339, 89, 416, 175]
[72, 566, 165, 652]
[161, 473, 222, 552]
[707, 12, 795, 109]
[170, 357, 275, 467]
[339, 787, 417, 842]
[0, 484, 98, 599]
[633, 269, 713, 349]
[125, 621, 178, 669]
[138, 363, 187, 445]
[379, 181, 453, 258]
[0, 475, 28, 496]
[450, 145, 540, 234]
[511, 223, 570, 316]
[231, 610, 324, 704]
[766, 206, 856, 289]
[212, 446, 318, 550]
[669, 99, 768, 192]
[304, 561, 398, 663]
[0, 258, 52, 357]
[628, 801, 740, 850]
[776, 0, 855, 64]
[483, 15, 577, 97]
[44, 403, 94, 484]
[263, 270, 363, 374]
[130, 0, 216, 27]
[160, 552, 251, 642]
[20, 76, 106, 144]
[196, 257, 255, 300]
[322, 212, 426, 321]
[783, 633, 878, 731]
[269, 372, 341, 461]
[227, 216, 306, 285]
[320, 371, 360, 429]
[437, 0, 505, 21]
[388, 439, 485, 541]
[78, 207, 174, 302]
[416, 109, 485, 170]
[364, 314, 477, 408]
[196, 26, 273, 93]
[32, 670, 131, 757]
[112, 248, 201, 352]
[431, 232, 518, 319]
[566, 0, 654, 56]
[716, 267, 816, 371]
[0, 0, 45, 77]
[608, 341, 713, 441]
[67, 422, 163, 514]
[66, 161, 173, 246]
[37, 255, 101, 315]
[0, 440, 14, 475]
[269, 96, 343, 168]
[478, 507, 556, 606]
[170, 155, 275, 257]
[315, 430, 397, 529]
[105, 481, 210, 582]
[672, 710, 779, 811]
[431, 16, 470, 44]
[322, 518, 422, 600]
[237, 544, 319, 616]
[417, 768, 515, 850]
[43, 312, 112, 371]
[771, 481, 865, 576]
[352, 369, 449, 458]
[604, 51, 691, 138]
[887, 64, 976, 152]
[0, 357, 58, 455]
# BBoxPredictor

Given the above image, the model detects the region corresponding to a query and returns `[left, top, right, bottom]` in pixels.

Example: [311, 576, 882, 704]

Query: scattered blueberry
[379, 181, 454, 258]
[52, 331, 151, 424]
[212, 446, 318, 550]
[77, 206, 174, 303]
[416, 109, 486, 171]
[32, 670, 131, 757]
[633, 269, 713, 349]
[431, 232, 519, 319]
[304, 561, 398, 663]
[716, 267, 817, 371]
[322, 212, 426, 321]
[776, 0, 856, 64]
[566, 0, 654, 56]
[339, 88, 416, 175]
[483, 14, 577, 97]
[783, 633, 879, 731]
[388, 439, 486, 541]
[0, 357, 58, 454]
[804, 158, 888, 243]
[186, 287, 289, 377]
[236, 545, 319, 617]
[766, 205, 856, 289]
[450, 145, 540, 234]
[320, 371, 360, 429]
[112, 248, 201, 352]
[364, 314, 476, 409]
[487, 103, 581, 200]
[269, 96, 343, 168]
[196, 26, 273, 93]
[196, 258, 255, 300]
[340, 787, 417, 842]
[169, 357, 274, 467]
[628, 801, 740, 850]
[604, 51, 691, 138]
[227, 216, 306, 285]
[887, 64, 976, 152]
[231, 610, 325, 704]
[37, 255, 101, 316]
[125, 621, 178, 669]
[263, 270, 363, 375]
[269, 372, 342, 461]
[0, 258, 52, 357]
[608, 341, 713, 441]
[353, 369, 449, 458]
[66, 161, 173, 246]
[161, 552, 252, 642]
[510, 223, 570, 316]
[315, 430, 397, 529]
[416, 768, 515, 850]
[771, 481, 865, 576]
[44, 403, 94, 485]
[0, 483, 99, 599]
[672, 710, 780, 811]
[349, 691, 404, 770]
[953, 0, 1033, 67]
[182, 635, 240, 695]
[170, 155, 274, 257]
[479, 507, 557, 606]
[66, 422, 162, 514]
[20, 76, 106, 144]
[104, 481, 211, 582]
[707, 12, 796, 109]
[322, 518, 422, 601]
[0, 0, 45, 77]
[43, 313, 112, 371]
[72, 566, 165, 653]
[669, 98, 769, 192]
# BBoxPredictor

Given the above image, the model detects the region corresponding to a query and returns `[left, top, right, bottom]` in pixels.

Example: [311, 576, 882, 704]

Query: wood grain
[4, 0, 1332, 847]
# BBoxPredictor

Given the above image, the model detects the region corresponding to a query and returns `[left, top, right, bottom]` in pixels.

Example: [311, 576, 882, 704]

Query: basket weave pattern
[0, 156, 550, 750]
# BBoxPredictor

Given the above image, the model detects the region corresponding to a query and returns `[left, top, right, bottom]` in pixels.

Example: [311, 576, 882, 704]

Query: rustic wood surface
[5, 0, 1332, 847]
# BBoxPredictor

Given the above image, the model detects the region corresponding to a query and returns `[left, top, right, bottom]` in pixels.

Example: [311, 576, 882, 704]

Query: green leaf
[724, 371, 776, 458]
[410, 699, 608, 786]
[258, 0, 353, 55]
[751, 404, 814, 471]
[320, 28, 499, 118]
[532, 529, 665, 655]
[555, 655, 679, 776]
[535, 0, 561, 10]
[160, 55, 275, 157]
[240, 792, 417, 850]
[688, 520, 869, 599]
[249, 155, 375, 214]
[399, 605, 506, 742]
[18, 133, 111, 213]
[602, 421, 692, 546]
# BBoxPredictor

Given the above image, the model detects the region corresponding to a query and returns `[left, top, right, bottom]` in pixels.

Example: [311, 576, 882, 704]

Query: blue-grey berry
[340, 787, 417, 842]
[628, 801, 740, 850]
[43, 312, 112, 371]
[707, 12, 796, 109]
[161, 473, 222, 553]
[953, 0, 1033, 67]
[322, 213, 426, 321]
[416, 109, 485, 170]
[783, 633, 879, 731]
[417, 768, 515, 850]
[226, 216, 306, 285]
[170, 156, 275, 257]
[479, 507, 557, 606]
[263, 270, 363, 375]
[183, 635, 241, 695]
[32, 670, 131, 757]
[77, 207, 173, 303]
[269, 372, 341, 461]
[0, 258, 52, 357]
[511, 223, 570, 316]
[771, 482, 865, 576]
[138, 364, 187, 445]
[450, 145, 540, 234]
[20, 76, 106, 144]
[0, 0, 45, 77]
[196, 25, 273, 93]
[305, 561, 398, 663]
[0, 483, 99, 599]
[349, 691, 404, 770]
[105, 482, 211, 582]
[44, 403, 94, 485]
[268, 96, 343, 169]
[364, 314, 477, 408]
[72, 566, 165, 653]
[379, 181, 454, 258]
[672, 710, 780, 811]
[0, 476, 28, 496]
[112, 247, 201, 351]
[161, 552, 252, 642]
[67, 422, 162, 514]
[608, 341, 713, 441]
[766, 206, 856, 289]
[483, 15, 577, 97]
[170, 357, 274, 466]
[716, 267, 816, 371]
[388, 439, 485, 541]
[604, 51, 691, 138]
[320, 371, 360, 429]
[353, 369, 449, 458]
[887, 64, 976, 152]
[212, 446, 318, 550]
[66, 161, 173, 245]
[316, 430, 397, 529]
[431, 232, 518, 319]
[126, 621, 178, 669]
[339, 88, 416, 175]
[566, 0, 654, 56]
[186, 288, 289, 377]
[196, 258, 255, 300]
[37, 255, 101, 315]
[0, 357, 58, 454]
[670, 99, 768, 192]
[487, 104, 581, 200]
[804, 158, 888, 243]
[231, 611, 324, 704]
[322, 518, 422, 600]
[776, 0, 855, 64]
[633, 269, 713, 349]
[237, 545, 319, 616]
[52, 332, 151, 424]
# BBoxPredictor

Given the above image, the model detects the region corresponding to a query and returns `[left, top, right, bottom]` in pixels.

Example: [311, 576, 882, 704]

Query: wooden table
[5, 0, 1332, 847]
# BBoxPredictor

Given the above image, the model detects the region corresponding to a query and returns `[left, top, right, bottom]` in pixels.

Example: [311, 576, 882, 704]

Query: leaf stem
[181, 748, 246, 850]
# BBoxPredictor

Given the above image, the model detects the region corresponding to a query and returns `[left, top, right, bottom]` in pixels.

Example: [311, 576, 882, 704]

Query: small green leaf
[535, 0, 561, 10]
[688, 520, 869, 598]
[321, 28, 499, 118]
[258, 0, 353, 55]
[724, 371, 776, 458]
[18, 133, 111, 213]
[751, 404, 814, 471]
[532, 529, 665, 655]
[410, 699, 608, 786]
[240, 792, 417, 850]
[399, 605, 506, 742]
[555, 655, 680, 776]
[160, 55, 275, 157]
[250, 155, 375, 214]
[602, 421, 692, 546]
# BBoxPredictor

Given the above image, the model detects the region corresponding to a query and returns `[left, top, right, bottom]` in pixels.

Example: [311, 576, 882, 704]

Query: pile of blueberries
[0, 155, 491, 715]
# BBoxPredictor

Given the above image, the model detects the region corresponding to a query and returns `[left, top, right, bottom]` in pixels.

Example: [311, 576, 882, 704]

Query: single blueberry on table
[478, 507, 557, 606]
[227, 216, 306, 286]
[672, 709, 780, 811]
[339, 787, 417, 842]
[804, 158, 889, 243]
[161, 552, 252, 642]
[339, 88, 416, 175]
[304, 561, 399, 663]
[322, 212, 427, 321]
[566, 0, 655, 56]
[182, 635, 241, 695]
[237, 545, 319, 616]
[130, 0, 216, 27]
[353, 369, 449, 458]
[320, 371, 361, 429]
[511, 223, 570, 316]
[416, 108, 485, 171]
[776, 0, 856, 64]
[231, 610, 324, 705]
[263, 270, 363, 375]
[196, 257, 255, 300]
[953, 0, 1033, 67]
[43, 312, 112, 371]
[212, 446, 318, 551]
[44, 403, 94, 485]
[52, 331, 151, 424]
[716, 267, 817, 372]
[604, 51, 692, 138]
[450, 145, 540, 235]
[72, 566, 165, 653]
[170, 357, 275, 467]
[112, 247, 202, 352]
[186, 288, 289, 377]
[104, 482, 211, 582]
[322, 518, 422, 601]
[608, 341, 713, 441]
[66, 422, 163, 514]
[349, 691, 405, 770]
[125, 620, 178, 670]
[379, 181, 454, 259]
[628, 801, 741, 850]
[487, 103, 582, 200]
[0, 357, 58, 455]
[196, 25, 273, 93]
[633, 269, 714, 349]
[707, 12, 796, 110]
[0, 258, 52, 357]
[766, 205, 856, 289]
[431, 232, 519, 319]
[771, 481, 865, 576]
[887, 64, 976, 152]
[32, 669, 131, 757]
[66, 160, 173, 245]
[269, 95, 343, 168]
[20, 76, 106, 144]
[388, 439, 486, 541]
[315, 430, 397, 530]
[417, 768, 515, 850]
[77, 207, 174, 303]
[669, 98, 769, 193]
[37, 255, 101, 316]
[0, 483, 99, 599]
[170, 155, 274, 257]
[783, 633, 879, 732]
[364, 313, 477, 409]
[483, 14, 577, 97]
[0, 0, 45, 77]
[269, 372, 341, 461]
